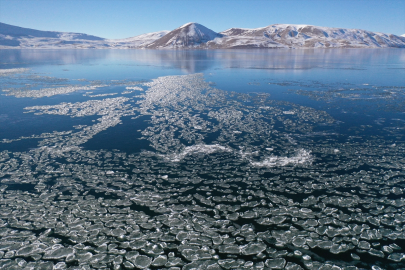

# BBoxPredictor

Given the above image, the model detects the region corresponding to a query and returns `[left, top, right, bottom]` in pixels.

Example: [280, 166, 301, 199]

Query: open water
[0, 49, 405, 270]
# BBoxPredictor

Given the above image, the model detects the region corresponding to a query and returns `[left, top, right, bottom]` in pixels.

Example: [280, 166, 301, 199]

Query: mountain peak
[146, 22, 221, 49]
[179, 22, 197, 28]
[1, 21, 405, 49]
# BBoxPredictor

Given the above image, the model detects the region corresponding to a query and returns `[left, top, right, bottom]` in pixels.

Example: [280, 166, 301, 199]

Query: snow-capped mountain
[0, 22, 104, 40]
[108, 31, 169, 48]
[215, 24, 405, 48]
[1, 21, 404, 49]
[0, 22, 170, 49]
[0, 22, 106, 48]
[146, 23, 222, 49]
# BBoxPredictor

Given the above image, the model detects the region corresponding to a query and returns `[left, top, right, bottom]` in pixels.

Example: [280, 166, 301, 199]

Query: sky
[0, 0, 404, 39]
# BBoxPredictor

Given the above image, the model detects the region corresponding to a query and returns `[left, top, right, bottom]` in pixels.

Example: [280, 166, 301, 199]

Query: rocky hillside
[146, 23, 222, 49]
[215, 24, 405, 48]
[1, 21, 404, 49]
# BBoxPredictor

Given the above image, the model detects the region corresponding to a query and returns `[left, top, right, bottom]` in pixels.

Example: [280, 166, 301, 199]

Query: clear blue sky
[1, 0, 404, 39]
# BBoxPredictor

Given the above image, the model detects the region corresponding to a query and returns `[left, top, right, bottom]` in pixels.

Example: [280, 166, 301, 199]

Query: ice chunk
[133, 255, 152, 268]
[358, 241, 371, 250]
[387, 253, 405, 262]
[285, 262, 304, 270]
[265, 258, 286, 269]
[42, 247, 74, 260]
[241, 242, 266, 255]
[152, 255, 168, 266]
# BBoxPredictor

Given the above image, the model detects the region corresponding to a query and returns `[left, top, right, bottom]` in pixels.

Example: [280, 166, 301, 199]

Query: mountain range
[1, 22, 405, 49]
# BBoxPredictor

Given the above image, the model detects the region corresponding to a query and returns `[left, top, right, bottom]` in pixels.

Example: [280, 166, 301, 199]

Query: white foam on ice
[250, 149, 313, 167]
[163, 144, 232, 162]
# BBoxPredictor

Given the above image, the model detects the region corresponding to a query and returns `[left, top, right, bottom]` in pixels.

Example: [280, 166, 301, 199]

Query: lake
[0, 48, 405, 269]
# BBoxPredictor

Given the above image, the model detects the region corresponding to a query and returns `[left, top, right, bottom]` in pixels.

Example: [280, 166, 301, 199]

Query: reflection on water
[0, 49, 110, 65]
[1, 48, 405, 74]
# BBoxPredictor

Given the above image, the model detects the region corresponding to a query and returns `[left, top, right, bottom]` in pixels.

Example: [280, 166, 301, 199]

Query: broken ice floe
[24, 97, 131, 117]
[250, 149, 313, 167]
[4, 84, 106, 98]
[0, 73, 404, 269]
[161, 144, 233, 162]
[0, 68, 29, 76]
[85, 92, 118, 98]
[126, 86, 144, 91]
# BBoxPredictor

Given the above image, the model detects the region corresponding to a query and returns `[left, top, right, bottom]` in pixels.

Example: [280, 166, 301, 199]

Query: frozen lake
[0, 48, 405, 269]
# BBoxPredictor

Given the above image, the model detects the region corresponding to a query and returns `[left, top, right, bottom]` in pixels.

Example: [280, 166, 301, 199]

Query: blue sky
[1, 0, 404, 39]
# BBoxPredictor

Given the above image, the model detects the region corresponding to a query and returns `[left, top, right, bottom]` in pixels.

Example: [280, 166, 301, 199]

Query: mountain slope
[146, 23, 222, 49]
[0, 22, 169, 49]
[0, 22, 106, 48]
[0, 22, 104, 40]
[109, 31, 169, 48]
[1, 21, 404, 49]
[216, 24, 405, 48]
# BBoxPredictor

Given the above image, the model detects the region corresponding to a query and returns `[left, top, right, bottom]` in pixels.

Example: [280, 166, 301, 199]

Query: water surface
[0, 49, 405, 270]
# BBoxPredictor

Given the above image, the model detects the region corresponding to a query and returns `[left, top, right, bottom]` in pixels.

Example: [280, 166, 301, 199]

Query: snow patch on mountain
[112, 31, 169, 42]
[146, 23, 222, 49]
[217, 24, 405, 48]
[180, 22, 194, 28]
[0, 22, 103, 40]
[108, 31, 169, 48]
[1, 21, 404, 49]
[0, 22, 106, 48]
